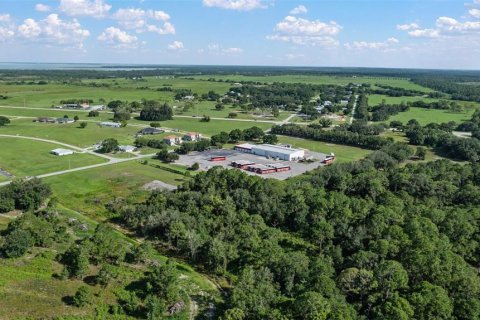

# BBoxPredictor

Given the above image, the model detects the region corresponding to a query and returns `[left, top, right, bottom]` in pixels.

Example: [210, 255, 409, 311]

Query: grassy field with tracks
[0, 137, 106, 177]
[277, 135, 371, 163]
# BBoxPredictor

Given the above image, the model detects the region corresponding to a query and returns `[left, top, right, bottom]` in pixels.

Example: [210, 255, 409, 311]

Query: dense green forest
[117, 159, 480, 319]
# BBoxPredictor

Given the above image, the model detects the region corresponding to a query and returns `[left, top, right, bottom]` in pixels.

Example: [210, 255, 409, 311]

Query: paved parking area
[177, 148, 330, 180]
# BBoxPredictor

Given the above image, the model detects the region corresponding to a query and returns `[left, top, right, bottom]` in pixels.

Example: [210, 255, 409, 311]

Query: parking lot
[177, 148, 331, 180]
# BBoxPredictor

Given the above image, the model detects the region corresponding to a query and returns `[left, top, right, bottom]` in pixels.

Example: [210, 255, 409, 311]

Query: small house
[119, 145, 136, 153]
[183, 132, 202, 142]
[51, 148, 74, 156]
[163, 135, 182, 146]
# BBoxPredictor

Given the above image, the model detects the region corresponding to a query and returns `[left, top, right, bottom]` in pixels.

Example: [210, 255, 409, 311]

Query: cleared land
[43, 160, 187, 218]
[0, 137, 106, 177]
[387, 107, 475, 125]
[187, 75, 433, 92]
[277, 135, 371, 163]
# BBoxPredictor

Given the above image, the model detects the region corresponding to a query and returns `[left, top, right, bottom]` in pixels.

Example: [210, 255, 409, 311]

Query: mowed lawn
[387, 107, 476, 125]
[0, 119, 140, 147]
[277, 136, 371, 163]
[44, 161, 187, 217]
[0, 137, 107, 177]
[161, 117, 274, 136]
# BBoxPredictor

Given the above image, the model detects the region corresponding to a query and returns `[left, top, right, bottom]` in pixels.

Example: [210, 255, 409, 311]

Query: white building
[51, 148, 74, 156]
[119, 145, 136, 153]
[183, 132, 202, 142]
[100, 121, 121, 128]
[235, 143, 305, 161]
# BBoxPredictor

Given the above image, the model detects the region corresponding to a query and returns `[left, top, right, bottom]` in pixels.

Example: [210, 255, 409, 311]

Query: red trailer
[210, 156, 227, 162]
[322, 156, 335, 165]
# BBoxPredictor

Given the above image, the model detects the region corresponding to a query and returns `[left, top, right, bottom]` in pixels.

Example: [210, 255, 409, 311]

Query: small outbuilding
[100, 121, 121, 128]
[137, 127, 164, 136]
[51, 148, 74, 156]
[119, 145, 136, 153]
[56, 118, 74, 124]
[163, 135, 182, 146]
[183, 132, 202, 142]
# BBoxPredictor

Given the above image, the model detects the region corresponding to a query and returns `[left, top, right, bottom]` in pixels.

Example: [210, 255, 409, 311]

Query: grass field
[0, 137, 107, 177]
[0, 119, 141, 147]
[44, 160, 187, 218]
[161, 117, 274, 136]
[277, 135, 371, 163]
[367, 94, 441, 105]
[0, 77, 232, 108]
[187, 75, 433, 92]
[387, 107, 475, 125]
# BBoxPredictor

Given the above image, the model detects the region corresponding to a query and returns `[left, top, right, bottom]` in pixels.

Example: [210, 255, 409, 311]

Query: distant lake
[0, 62, 178, 71]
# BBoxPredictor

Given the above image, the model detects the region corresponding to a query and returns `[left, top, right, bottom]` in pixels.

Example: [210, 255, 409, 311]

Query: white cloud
[202, 0, 268, 11]
[267, 15, 341, 47]
[113, 8, 175, 35]
[344, 37, 400, 51]
[0, 14, 15, 41]
[396, 23, 419, 31]
[285, 53, 305, 60]
[168, 40, 184, 50]
[17, 14, 90, 48]
[35, 3, 51, 12]
[222, 47, 243, 54]
[408, 28, 440, 38]
[202, 43, 244, 55]
[59, 0, 111, 18]
[98, 26, 138, 48]
[470, 8, 480, 18]
[290, 5, 307, 15]
[436, 16, 480, 33]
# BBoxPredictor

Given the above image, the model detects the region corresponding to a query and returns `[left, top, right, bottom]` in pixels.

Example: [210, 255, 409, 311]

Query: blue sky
[0, 0, 479, 69]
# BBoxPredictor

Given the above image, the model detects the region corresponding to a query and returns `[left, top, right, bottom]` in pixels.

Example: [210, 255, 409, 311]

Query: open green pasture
[161, 117, 273, 136]
[44, 160, 186, 217]
[0, 77, 231, 108]
[0, 137, 106, 177]
[277, 135, 371, 163]
[0, 119, 141, 147]
[387, 107, 475, 125]
[367, 94, 442, 105]
[187, 75, 433, 92]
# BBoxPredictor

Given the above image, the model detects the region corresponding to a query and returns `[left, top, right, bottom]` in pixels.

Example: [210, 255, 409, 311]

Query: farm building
[163, 135, 182, 146]
[56, 117, 74, 124]
[231, 160, 255, 169]
[99, 122, 121, 128]
[137, 127, 164, 136]
[267, 163, 291, 172]
[51, 148, 74, 156]
[34, 117, 56, 123]
[119, 145, 136, 152]
[247, 164, 277, 175]
[183, 132, 202, 142]
[235, 143, 305, 161]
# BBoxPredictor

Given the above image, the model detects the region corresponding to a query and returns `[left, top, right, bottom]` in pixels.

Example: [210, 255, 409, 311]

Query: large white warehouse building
[235, 143, 305, 161]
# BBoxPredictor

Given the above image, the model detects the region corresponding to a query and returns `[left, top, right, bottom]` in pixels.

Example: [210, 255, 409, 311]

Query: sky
[0, 0, 479, 69]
